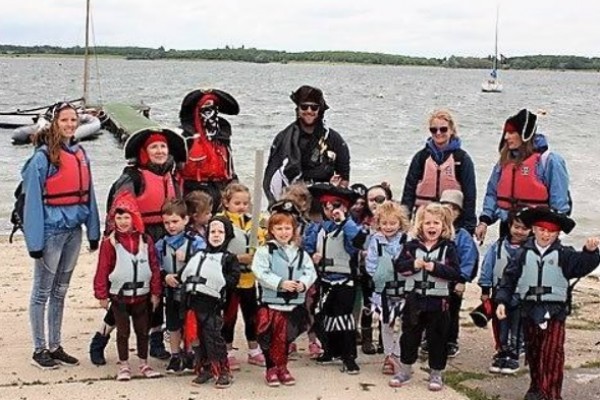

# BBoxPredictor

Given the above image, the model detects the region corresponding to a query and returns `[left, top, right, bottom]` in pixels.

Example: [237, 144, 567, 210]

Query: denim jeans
[29, 227, 82, 352]
[498, 304, 524, 355]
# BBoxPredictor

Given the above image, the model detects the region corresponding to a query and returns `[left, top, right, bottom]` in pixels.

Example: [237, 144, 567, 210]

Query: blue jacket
[155, 231, 206, 270]
[401, 137, 477, 234]
[21, 143, 100, 254]
[479, 134, 570, 225]
[454, 227, 479, 283]
[478, 238, 521, 289]
[365, 231, 406, 277]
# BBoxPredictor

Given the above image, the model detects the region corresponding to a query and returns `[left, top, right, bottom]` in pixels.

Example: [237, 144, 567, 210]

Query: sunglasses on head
[368, 195, 386, 204]
[50, 102, 75, 120]
[299, 103, 320, 111]
[429, 126, 449, 135]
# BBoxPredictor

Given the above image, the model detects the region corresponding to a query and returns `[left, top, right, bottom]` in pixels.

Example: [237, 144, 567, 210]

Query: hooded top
[206, 216, 236, 253]
[106, 191, 145, 234]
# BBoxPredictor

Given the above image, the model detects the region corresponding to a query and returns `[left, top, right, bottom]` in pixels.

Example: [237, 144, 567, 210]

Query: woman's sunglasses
[429, 126, 449, 135]
[299, 103, 320, 111]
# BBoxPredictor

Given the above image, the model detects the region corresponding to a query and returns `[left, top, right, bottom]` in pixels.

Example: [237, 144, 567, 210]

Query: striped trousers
[524, 318, 566, 400]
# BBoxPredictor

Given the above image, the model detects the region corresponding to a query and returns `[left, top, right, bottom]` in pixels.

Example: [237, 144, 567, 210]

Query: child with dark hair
[478, 208, 531, 374]
[93, 192, 162, 381]
[180, 216, 240, 389]
[495, 207, 599, 400]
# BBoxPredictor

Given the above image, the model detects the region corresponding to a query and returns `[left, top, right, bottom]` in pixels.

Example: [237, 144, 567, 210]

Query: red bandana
[533, 221, 560, 232]
[138, 133, 167, 165]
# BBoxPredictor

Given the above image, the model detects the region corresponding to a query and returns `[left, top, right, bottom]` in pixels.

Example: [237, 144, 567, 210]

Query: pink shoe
[228, 356, 241, 371]
[277, 366, 296, 386]
[308, 342, 323, 359]
[265, 367, 280, 387]
[247, 352, 266, 367]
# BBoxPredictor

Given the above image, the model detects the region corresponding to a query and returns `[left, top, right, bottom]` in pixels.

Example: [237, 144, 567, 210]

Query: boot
[149, 331, 171, 360]
[360, 328, 376, 355]
[89, 332, 109, 366]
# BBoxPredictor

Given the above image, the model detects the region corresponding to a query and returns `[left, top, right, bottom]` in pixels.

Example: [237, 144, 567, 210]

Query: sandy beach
[2, 234, 600, 400]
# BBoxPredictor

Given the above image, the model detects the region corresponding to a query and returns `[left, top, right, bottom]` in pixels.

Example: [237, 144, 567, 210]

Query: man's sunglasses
[299, 103, 320, 111]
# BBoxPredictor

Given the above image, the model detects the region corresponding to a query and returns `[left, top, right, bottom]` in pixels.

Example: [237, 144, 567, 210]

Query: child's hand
[99, 299, 109, 310]
[280, 280, 298, 292]
[331, 209, 345, 222]
[295, 281, 306, 292]
[496, 304, 506, 320]
[312, 253, 322, 265]
[150, 295, 160, 311]
[584, 237, 600, 252]
[423, 261, 435, 272]
[237, 253, 254, 265]
[165, 274, 180, 288]
[454, 283, 465, 295]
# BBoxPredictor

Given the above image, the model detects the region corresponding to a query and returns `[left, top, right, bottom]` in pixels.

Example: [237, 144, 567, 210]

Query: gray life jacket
[108, 237, 152, 297]
[516, 248, 569, 303]
[404, 245, 450, 297]
[258, 243, 306, 306]
[372, 236, 407, 299]
[161, 236, 194, 275]
[493, 240, 512, 287]
[316, 221, 351, 275]
[227, 225, 249, 255]
[180, 252, 227, 299]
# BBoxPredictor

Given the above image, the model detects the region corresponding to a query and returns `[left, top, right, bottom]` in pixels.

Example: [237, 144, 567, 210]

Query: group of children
[92, 178, 600, 399]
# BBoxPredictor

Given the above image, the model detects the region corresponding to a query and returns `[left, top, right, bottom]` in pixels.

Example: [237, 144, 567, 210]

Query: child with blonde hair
[390, 203, 460, 391]
[219, 182, 266, 369]
[365, 201, 410, 375]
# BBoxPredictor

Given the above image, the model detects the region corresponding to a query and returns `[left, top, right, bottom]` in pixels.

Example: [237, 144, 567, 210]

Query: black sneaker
[214, 374, 232, 389]
[149, 331, 171, 360]
[315, 353, 335, 365]
[49, 346, 79, 366]
[447, 343, 460, 358]
[341, 359, 360, 375]
[32, 349, 60, 370]
[182, 352, 195, 372]
[166, 355, 183, 374]
[191, 369, 213, 386]
[501, 358, 520, 374]
[488, 356, 504, 374]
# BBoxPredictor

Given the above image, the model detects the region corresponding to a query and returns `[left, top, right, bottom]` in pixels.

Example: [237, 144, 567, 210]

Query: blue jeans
[29, 228, 82, 352]
[498, 303, 524, 355]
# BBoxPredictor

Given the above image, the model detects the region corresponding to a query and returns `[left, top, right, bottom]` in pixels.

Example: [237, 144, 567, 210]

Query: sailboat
[481, 6, 503, 93]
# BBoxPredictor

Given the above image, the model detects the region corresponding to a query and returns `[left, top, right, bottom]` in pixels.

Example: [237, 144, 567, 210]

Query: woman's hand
[496, 304, 506, 320]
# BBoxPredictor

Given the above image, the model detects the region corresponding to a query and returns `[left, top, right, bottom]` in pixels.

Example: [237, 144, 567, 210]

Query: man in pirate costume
[303, 183, 367, 374]
[495, 207, 600, 400]
[263, 85, 351, 205]
[179, 88, 239, 214]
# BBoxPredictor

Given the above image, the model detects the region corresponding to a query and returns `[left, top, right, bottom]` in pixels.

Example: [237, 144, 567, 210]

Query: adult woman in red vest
[475, 109, 571, 242]
[179, 88, 240, 213]
[89, 127, 187, 364]
[21, 102, 101, 369]
[401, 109, 477, 234]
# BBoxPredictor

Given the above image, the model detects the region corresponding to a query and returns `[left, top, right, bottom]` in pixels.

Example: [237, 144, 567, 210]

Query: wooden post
[249, 149, 264, 252]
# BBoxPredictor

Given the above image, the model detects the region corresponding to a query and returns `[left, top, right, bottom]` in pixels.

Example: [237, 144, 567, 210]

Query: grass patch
[580, 360, 600, 369]
[445, 371, 501, 400]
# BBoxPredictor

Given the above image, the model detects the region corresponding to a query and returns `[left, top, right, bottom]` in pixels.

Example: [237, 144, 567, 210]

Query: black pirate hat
[470, 300, 494, 328]
[308, 183, 360, 209]
[517, 206, 575, 234]
[499, 108, 538, 151]
[269, 199, 302, 217]
[124, 127, 187, 163]
[179, 88, 239, 121]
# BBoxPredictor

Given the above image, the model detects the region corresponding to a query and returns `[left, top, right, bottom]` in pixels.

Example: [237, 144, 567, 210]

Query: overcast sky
[1, 0, 598, 58]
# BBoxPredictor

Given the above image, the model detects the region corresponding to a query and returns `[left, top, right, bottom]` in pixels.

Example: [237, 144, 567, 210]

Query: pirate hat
[499, 109, 538, 151]
[469, 299, 494, 328]
[124, 127, 187, 163]
[179, 88, 240, 120]
[308, 183, 360, 209]
[517, 206, 576, 234]
[269, 199, 302, 217]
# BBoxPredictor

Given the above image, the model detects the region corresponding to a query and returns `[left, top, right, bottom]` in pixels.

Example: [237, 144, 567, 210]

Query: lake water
[1, 57, 599, 247]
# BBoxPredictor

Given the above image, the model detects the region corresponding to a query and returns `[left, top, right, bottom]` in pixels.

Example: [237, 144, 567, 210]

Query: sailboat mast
[493, 5, 499, 71]
[83, 0, 90, 106]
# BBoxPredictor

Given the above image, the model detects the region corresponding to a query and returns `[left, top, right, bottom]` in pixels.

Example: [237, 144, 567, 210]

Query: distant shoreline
[2, 45, 600, 71]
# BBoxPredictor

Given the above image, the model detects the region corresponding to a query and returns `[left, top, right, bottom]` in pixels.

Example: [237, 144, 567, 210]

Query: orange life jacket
[136, 169, 177, 225]
[181, 135, 231, 182]
[43, 148, 91, 206]
[496, 153, 549, 210]
[415, 154, 462, 207]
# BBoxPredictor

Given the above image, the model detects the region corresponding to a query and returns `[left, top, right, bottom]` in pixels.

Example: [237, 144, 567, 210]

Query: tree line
[2, 44, 600, 70]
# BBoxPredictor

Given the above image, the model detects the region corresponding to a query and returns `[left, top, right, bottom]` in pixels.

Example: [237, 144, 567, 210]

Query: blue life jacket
[516, 248, 569, 303]
[258, 243, 306, 306]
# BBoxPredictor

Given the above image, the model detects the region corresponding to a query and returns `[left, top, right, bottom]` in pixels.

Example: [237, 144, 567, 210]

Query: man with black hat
[495, 207, 600, 400]
[476, 108, 571, 241]
[263, 85, 351, 205]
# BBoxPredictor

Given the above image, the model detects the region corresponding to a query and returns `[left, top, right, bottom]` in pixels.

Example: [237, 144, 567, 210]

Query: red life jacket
[181, 134, 231, 182]
[497, 153, 549, 210]
[43, 148, 91, 206]
[415, 154, 462, 207]
[136, 169, 177, 225]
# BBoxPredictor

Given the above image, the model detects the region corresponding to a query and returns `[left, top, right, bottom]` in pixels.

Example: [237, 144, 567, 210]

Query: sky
[1, 0, 599, 58]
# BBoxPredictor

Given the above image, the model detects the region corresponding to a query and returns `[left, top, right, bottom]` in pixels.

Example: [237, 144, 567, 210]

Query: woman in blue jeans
[21, 102, 100, 369]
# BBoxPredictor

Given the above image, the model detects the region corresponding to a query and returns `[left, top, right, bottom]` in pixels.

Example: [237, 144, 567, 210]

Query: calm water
[1, 57, 599, 246]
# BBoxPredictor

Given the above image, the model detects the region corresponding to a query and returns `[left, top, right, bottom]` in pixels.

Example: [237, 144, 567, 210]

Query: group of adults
[19, 83, 570, 367]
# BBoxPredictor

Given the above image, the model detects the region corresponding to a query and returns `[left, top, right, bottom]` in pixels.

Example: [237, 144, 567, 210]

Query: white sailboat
[481, 6, 503, 93]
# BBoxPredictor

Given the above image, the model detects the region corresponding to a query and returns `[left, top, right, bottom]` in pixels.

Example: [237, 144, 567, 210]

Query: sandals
[116, 364, 131, 381]
[139, 363, 162, 378]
